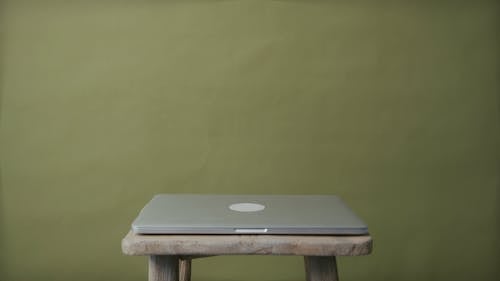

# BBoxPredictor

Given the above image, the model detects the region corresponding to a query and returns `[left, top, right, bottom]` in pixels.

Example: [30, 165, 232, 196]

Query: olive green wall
[0, 0, 498, 280]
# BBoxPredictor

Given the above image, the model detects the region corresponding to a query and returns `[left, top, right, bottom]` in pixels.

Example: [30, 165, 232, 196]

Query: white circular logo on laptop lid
[229, 203, 266, 212]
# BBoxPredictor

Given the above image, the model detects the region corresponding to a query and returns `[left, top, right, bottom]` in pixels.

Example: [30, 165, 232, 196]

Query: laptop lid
[131, 194, 368, 235]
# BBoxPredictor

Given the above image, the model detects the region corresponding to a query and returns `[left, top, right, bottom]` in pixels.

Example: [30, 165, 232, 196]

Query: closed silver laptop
[131, 194, 368, 235]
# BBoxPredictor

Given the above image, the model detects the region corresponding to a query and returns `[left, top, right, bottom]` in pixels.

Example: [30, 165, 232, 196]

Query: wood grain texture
[304, 256, 339, 281]
[149, 255, 179, 281]
[179, 257, 191, 281]
[122, 231, 372, 256]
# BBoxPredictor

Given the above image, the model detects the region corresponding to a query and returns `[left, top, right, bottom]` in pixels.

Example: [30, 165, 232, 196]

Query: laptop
[131, 194, 368, 235]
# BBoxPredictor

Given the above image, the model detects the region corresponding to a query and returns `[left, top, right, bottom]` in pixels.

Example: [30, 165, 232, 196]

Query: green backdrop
[0, 0, 498, 280]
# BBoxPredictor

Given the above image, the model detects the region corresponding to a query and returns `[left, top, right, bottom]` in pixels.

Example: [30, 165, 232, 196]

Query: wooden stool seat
[122, 231, 372, 281]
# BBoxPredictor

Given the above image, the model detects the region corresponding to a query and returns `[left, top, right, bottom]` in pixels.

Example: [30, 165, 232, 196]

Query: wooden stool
[122, 231, 372, 281]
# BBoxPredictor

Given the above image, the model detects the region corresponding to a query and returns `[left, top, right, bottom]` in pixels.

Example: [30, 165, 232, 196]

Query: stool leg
[304, 256, 339, 281]
[149, 255, 179, 281]
[179, 258, 192, 281]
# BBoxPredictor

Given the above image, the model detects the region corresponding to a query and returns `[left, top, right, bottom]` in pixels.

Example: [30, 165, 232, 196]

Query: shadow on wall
[0, 0, 6, 277]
